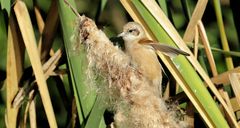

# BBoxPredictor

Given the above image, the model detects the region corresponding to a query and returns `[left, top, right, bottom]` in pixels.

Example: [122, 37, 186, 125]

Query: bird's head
[118, 22, 145, 42]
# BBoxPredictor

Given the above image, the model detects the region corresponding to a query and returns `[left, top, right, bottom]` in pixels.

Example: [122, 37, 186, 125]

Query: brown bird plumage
[118, 22, 189, 97]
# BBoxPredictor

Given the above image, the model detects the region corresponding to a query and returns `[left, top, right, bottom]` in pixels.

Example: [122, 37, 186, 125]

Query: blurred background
[0, 0, 240, 127]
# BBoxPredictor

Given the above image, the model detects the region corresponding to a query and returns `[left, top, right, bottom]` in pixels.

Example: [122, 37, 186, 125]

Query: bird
[118, 22, 189, 97]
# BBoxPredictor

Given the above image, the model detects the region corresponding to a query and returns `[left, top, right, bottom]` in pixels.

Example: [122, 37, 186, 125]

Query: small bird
[118, 22, 189, 97]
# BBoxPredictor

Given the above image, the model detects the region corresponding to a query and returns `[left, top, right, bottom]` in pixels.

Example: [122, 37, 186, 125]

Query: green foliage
[0, 0, 240, 127]
[0, 11, 7, 71]
[0, 0, 10, 15]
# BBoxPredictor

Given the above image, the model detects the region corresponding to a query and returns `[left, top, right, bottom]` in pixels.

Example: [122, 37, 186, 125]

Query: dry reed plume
[74, 15, 188, 128]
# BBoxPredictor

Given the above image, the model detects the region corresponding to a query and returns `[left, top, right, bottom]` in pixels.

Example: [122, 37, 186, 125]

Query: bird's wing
[148, 43, 190, 57]
[139, 38, 190, 57]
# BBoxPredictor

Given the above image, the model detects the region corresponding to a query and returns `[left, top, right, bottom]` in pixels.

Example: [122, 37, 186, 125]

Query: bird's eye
[127, 28, 140, 36]
[128, 29, 134, 33]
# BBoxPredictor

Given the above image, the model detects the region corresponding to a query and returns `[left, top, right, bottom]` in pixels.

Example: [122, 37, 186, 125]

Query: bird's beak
[117, 32, 125, 37]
